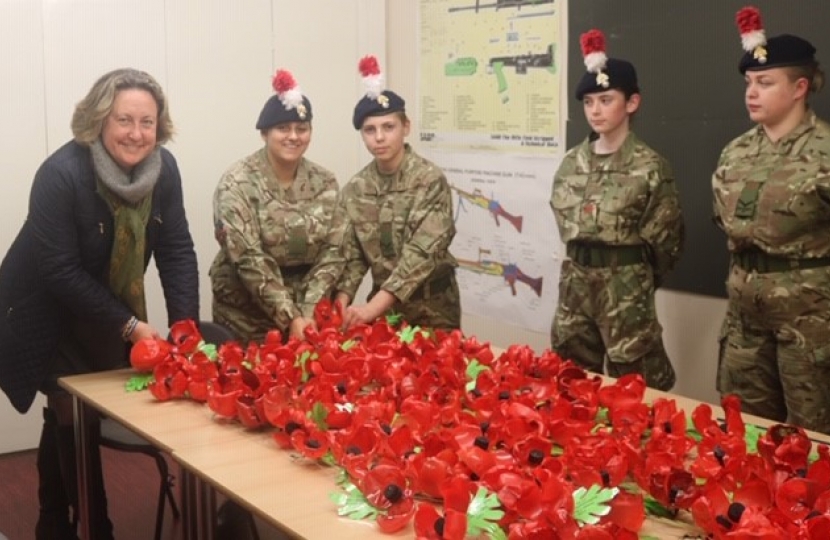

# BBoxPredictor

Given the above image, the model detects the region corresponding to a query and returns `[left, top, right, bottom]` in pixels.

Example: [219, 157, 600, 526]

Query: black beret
[575, 58, 639, 100]
[255, 94, 313, 130]
[739, 34, 816, 74]
[352, 90, 406, 130]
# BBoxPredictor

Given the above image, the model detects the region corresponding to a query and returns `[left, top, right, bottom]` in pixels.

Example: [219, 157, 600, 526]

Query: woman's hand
[129, 321, 161, 344]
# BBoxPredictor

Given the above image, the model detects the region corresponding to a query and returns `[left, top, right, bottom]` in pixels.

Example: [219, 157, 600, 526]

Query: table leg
[180, 468, 217, 539]
[72, 396, 100, 540]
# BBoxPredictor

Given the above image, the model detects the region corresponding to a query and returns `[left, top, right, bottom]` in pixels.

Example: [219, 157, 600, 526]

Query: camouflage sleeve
[381, 173, 455, 301]
[638, 158, 684, 280]
[299, 193, 361, 317]
[214, 178, 301, 328]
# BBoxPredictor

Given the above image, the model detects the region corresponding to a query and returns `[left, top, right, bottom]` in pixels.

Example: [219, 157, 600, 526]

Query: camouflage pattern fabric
[551, 260, 676, 391]
[713, 111, 830, 434]
[210, 149, 338, 342]
[304, 144, 461, 329]
[549, 132, 683, 390]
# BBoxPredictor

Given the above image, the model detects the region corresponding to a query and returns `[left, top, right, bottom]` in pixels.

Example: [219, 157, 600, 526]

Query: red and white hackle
[736, 6, 767, 62]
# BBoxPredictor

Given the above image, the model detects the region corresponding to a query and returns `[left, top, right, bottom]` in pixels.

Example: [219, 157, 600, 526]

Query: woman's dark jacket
[0, 140, 199, 413]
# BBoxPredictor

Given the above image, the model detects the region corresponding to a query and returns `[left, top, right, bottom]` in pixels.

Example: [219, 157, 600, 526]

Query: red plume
[736, 6, 763, 35]
[580, 29, 606, 57]
[272, 69, 296, 94]
[358, 55, 381, 77]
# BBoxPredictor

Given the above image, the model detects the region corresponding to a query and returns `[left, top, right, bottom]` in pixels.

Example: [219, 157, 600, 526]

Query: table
[60, 368, 830, 540]
[58, 369, 248, 540]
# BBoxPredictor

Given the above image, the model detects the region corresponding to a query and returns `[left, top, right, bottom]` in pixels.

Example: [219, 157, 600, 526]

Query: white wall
[0, 0, 385, 453]
[386, 2, 727, 406]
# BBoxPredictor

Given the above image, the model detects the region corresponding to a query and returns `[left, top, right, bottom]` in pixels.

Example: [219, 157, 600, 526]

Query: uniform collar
[754, 109, 816, 156]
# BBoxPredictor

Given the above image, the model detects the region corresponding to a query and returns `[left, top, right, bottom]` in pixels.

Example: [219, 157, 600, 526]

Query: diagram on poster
[419, 0, 563, 153]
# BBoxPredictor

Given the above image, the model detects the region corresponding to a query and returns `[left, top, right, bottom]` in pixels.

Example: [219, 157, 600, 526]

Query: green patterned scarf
[91, 140, 161, 322]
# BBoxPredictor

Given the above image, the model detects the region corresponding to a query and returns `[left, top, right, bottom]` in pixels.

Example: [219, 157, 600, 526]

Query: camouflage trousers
[211, 261, 307, 344]
[550, 260, 676, 391]
[718, 264, 830, 434]
[375, 271, 462, 331]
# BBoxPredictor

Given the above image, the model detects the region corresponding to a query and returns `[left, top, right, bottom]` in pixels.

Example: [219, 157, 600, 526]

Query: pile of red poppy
[130, 302, 830, 539]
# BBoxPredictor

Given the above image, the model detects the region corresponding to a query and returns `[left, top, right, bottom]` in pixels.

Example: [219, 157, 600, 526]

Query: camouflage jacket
[210, 149, 338, 330]
[304, 145, 457, 313]
[550, 132, 685, 278]
[713, 110, 830, 257]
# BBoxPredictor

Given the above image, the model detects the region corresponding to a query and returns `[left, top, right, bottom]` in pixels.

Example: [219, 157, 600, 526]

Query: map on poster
[418, 0, 567, 334]
[418, 0, 564, 154]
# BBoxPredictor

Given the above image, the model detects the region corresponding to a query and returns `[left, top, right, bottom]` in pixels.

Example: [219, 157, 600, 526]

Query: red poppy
[290, 426, 331, 461]
[130, 338, 171, 372]
[169, 319, 202, 355]
[148, 357, 188, 401]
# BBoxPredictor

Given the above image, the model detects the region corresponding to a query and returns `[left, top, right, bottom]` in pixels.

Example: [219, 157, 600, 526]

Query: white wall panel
[0, 0, 49, 454]
[41, 0, 167, 152]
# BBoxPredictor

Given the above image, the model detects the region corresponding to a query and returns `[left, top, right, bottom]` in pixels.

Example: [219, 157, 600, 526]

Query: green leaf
[745, 423, 765, 454]
[572, 485, 619, 526]
[465, 358, 489, 392]
[594, 407, 609, 426]
[643, 495, 677, 519]
[340, 339, 356, 351]
[198, 341, 218, 361]
[397, 325, 420, 344]
[329, 482, 379, 521]
[308, 402, 328, 430]
[125, 373, 154, 392]
[467, 487, 505, 538]
[294, 350, 317, 383]
[385, 312, 403, 326]
[686, 417, 703, 442]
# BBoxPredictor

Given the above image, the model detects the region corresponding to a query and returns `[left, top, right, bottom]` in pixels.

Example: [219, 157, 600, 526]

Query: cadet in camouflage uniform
[211, 69, 338, 342]
[714, 8, 830, 433]
[550, 30, 684, 391]
[304, 55, 460, 330]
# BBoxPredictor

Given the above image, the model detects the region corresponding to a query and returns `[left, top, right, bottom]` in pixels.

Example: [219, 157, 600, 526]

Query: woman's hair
[71, 68, 174, 146]
[786, 61, 825, 94]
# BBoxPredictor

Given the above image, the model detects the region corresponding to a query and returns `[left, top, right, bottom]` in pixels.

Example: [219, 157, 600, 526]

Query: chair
[99, 321, 237, 540]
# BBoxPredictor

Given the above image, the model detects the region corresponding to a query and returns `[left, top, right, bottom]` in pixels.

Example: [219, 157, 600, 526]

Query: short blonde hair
[786, 62, 826, 94]
[71, 68, 174, 146]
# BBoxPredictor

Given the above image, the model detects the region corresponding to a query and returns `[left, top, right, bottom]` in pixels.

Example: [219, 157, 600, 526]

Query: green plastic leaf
[308, 402, 328, 430]
[125, 373, 154, 392]
[643, 495, 677, 519]
[686, 417, 703, 442]
[385, 312, 403, 326]
[198, 341, 218, 361]
[340, 339, 356, 351]
[572, 485, 619, 526]
[594, 407, 609, 426]
[329, 482, 379, 521]
[295, 350, 316, 382]
[745, 423, 765, 454]
[467, 487, 505, 538]
[465, 358, 489, 392]
[397, 325, 420, 344]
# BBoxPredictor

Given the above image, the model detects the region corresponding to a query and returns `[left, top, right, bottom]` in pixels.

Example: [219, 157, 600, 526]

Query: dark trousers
[35, 394, 113, 540]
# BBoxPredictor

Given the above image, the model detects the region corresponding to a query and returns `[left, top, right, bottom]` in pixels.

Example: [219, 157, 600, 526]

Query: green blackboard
[567, 0, 830, 297]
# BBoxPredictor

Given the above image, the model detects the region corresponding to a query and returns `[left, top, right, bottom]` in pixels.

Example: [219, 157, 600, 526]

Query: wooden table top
[59, 367, 830, 539]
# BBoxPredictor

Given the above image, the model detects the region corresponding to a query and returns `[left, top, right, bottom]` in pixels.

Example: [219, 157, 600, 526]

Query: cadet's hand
[289, 317, 313, 340]
[341, 290, 396, 330]
[334, 292, 351, 310]
[341, 305, 379, 330]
